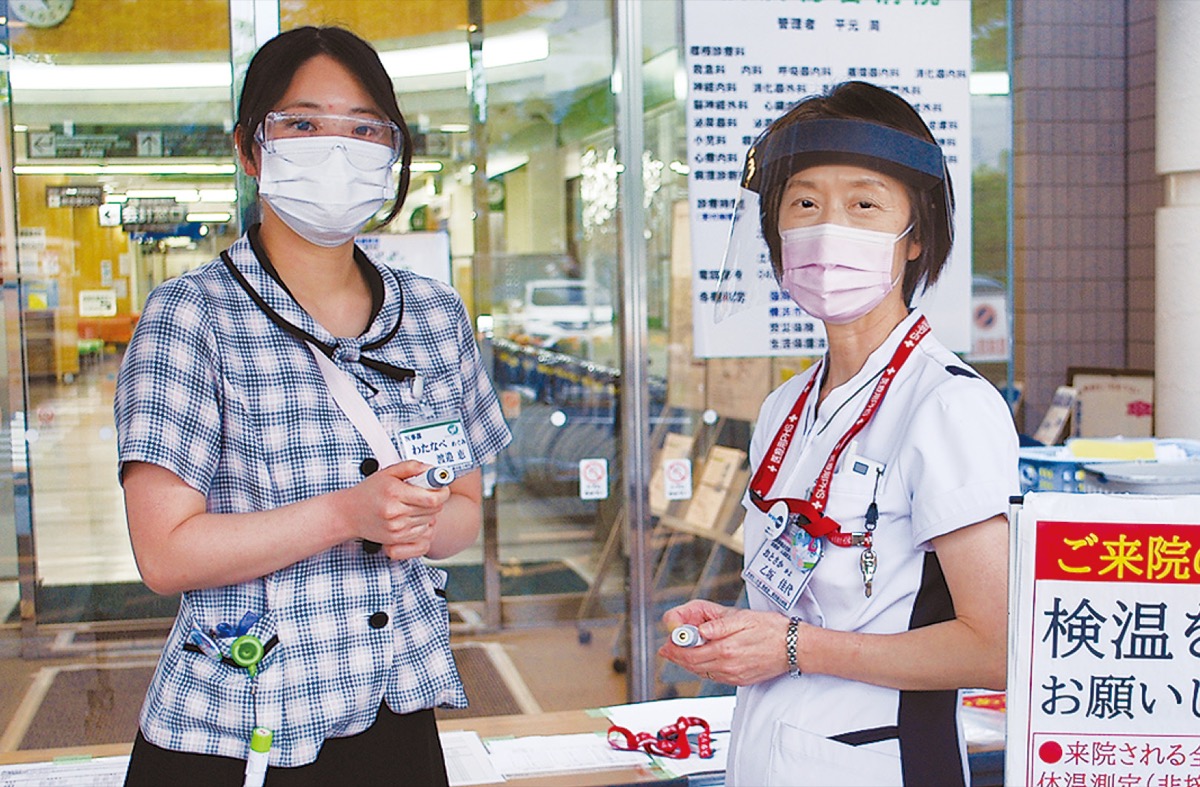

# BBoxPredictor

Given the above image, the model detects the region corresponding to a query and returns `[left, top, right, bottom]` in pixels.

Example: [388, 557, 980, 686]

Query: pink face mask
[779, 222, 911, 324]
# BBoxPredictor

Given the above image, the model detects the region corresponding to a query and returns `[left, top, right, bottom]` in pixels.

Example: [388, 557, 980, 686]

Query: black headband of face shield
[742, 118, 946, 195]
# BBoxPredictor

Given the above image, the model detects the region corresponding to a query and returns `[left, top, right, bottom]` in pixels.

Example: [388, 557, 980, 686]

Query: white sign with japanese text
[683, 0, 973, 358]
[663, 458, 694, 501]
[356, 231, 452, 285]
[1009, 492, 1200, 786]
[579, 458, 609, 500]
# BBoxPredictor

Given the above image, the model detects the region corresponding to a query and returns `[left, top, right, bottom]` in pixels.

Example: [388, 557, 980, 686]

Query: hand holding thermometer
[361, 467, 454, 553]
[405, 466, 455, 489]
[671, 624, 705, 648]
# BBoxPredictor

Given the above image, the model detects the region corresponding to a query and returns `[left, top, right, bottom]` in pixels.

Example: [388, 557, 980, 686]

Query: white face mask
[780, 222, 911, 324]
[257, 136, 395, 247]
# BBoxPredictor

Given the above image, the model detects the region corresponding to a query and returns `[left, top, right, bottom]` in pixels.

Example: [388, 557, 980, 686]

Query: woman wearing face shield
[115, 27, 510, 786]
[660, 81, 1019, 786]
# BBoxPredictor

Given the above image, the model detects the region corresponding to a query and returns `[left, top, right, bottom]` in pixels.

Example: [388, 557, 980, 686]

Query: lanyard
[219, 229, 416, 385]
[749, 316, 930, 546]
[307, 342, 402, 468]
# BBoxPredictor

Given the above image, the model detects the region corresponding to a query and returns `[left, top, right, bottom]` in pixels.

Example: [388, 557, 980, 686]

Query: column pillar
[1155, 1, 1200, 438]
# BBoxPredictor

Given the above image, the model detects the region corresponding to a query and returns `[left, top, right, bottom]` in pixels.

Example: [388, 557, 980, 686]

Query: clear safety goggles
[255, 111, 402, 170]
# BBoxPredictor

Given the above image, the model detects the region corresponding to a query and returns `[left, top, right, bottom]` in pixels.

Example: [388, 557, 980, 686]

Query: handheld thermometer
[671, 624, 705, 648]
[406, 466, 455, 489]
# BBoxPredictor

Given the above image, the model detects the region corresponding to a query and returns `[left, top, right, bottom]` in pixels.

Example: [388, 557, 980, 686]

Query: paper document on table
[484, 732, 651, 778]
[653, 730, 731, 778]
[0, 756, 129, 786]
[604, 694, 737, 733]
[441, 730, 506, 785]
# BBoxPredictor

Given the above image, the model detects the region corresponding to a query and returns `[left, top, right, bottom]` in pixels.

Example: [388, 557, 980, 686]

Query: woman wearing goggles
[117, 26, 510, 787]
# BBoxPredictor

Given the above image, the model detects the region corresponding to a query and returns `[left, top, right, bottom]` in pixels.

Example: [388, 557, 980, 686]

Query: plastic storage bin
[1018, 438, 1200, 494]
[1081, 461, 1200, 494]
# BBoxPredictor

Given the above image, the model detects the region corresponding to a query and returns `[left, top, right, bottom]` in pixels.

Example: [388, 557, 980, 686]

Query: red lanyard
[608, 717, 714, 759]
[749, 316, 930, 546]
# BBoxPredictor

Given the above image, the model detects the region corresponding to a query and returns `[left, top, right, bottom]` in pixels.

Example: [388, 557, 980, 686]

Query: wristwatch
[786, 616, 802, 678]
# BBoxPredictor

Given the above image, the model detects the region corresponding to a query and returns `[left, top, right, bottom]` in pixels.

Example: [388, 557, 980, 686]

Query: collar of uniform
[228, 224, 403, 351]
[812, 309, 925, 432]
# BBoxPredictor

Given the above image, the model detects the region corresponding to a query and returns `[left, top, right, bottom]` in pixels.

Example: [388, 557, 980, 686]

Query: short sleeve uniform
[726, 310, 1019, 787]
[114, 230, 511, 767]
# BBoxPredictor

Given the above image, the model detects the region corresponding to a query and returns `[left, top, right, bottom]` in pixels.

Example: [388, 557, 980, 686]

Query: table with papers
[0, 698, 731, 787]
[0, 692, 1002, 786]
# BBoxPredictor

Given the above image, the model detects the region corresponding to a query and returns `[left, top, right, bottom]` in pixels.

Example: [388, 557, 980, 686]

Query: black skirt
[123, 704, 449, 787]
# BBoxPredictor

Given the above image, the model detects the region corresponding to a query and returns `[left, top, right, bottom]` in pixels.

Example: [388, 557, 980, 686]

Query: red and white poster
[1009, 492, 1200, 786]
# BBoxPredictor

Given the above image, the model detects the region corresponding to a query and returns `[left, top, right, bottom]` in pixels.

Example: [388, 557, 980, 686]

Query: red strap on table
[607, 716, 714, 759]
[748, 317, 930, 544]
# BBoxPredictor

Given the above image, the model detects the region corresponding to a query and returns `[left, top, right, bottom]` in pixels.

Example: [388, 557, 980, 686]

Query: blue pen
[187, 628, 223, 660]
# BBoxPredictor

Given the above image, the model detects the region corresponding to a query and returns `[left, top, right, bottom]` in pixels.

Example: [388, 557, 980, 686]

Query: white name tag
[397, 416, 474, 469]
[744, 505, 823, 613]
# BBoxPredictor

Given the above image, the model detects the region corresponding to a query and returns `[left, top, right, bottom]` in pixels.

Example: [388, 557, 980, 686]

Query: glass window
[4, 1, 235, 628]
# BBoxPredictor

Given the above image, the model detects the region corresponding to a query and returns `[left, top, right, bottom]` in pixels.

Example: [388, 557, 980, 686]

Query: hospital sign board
[1009, 492, 1200, 786]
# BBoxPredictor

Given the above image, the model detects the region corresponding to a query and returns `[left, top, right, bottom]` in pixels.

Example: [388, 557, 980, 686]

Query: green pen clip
[231, 634, 264, 677]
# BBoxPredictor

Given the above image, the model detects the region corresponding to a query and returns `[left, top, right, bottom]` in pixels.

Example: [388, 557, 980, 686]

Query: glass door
[5, 1, 237, 639]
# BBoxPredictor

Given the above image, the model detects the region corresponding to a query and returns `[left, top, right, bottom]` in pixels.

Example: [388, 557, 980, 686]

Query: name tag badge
[743, 516, 823, 613]
[397, 414, 474, 469]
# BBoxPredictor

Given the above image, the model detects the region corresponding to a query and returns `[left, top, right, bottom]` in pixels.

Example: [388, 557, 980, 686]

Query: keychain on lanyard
[749, 316, 930, 596]
[229, 634, 272, 787]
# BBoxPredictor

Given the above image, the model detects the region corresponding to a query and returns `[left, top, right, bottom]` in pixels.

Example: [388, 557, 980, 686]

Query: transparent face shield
[713, 117, 949, 323]
[713, 186, 780, 323]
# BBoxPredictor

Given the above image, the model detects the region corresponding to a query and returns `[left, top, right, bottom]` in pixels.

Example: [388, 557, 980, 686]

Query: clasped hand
[341, 460, 450, 560]
[658, 599, 794, 686]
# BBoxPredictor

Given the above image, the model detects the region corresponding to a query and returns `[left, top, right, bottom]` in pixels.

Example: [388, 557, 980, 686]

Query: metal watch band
[786, 616, 801, 678]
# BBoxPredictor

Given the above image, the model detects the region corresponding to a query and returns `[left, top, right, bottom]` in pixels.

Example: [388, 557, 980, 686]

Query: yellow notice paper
[1067, 439, 1157, 460]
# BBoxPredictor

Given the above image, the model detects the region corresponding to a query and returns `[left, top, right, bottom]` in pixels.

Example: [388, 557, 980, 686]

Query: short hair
[234, 26, 413, 225]
[755, 81, 955, 305]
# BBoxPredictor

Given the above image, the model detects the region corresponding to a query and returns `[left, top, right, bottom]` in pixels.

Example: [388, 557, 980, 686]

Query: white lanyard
[306, 343, 401, 468]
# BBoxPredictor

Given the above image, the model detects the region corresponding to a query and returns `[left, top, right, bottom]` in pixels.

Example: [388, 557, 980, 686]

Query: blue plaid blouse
[115, 229, 511, 766]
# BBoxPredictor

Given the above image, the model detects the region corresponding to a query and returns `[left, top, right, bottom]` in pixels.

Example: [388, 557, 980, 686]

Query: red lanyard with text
[749, 316, 930, 548]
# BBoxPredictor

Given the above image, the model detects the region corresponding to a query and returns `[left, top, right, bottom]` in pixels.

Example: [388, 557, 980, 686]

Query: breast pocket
[767, 719, 902, 787]
[826, 452, 886, 527]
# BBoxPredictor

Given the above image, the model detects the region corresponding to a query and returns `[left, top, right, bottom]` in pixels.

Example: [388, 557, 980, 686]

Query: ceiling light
[379, 29, 549, 79]
[199, 189, 238, 203]
[185, 212, 232, 223]
[13, 163, 237, 176]
[126, 189, 200, 202]
[10, 60, 231, 91]
[9, 29, 549, 94]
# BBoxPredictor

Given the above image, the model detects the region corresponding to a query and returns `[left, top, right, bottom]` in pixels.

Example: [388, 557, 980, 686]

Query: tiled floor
[0, 621, 636, 756]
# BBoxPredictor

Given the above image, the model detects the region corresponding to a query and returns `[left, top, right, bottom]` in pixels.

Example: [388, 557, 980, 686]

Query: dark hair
[235, 26, 413, 225]
[757, 81, 955, 304]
